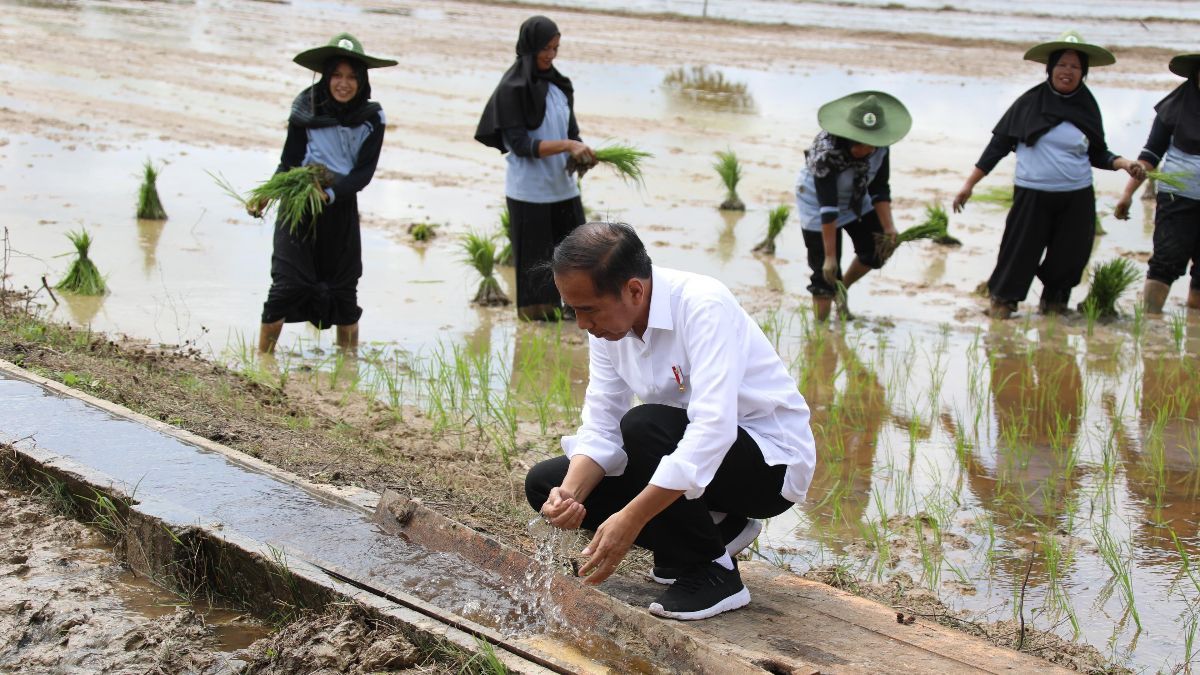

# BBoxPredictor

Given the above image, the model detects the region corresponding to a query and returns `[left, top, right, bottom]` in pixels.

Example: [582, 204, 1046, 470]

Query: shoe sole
[650, 570, 676, 585]
[648, 586, 751, 620]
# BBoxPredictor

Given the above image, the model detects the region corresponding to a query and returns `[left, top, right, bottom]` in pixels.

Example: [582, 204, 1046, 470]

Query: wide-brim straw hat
[293, 32, 397, 72]
[1024, 30, 1115, 68]
[1169, 53, 1200, 79]
[817, 91, 912, 147]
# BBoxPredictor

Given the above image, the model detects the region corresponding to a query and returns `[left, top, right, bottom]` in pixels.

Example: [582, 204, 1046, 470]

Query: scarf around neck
[992, 79, 1106, 150]
[1154, 75, 1200, 155]
[806, 131, 871, 216]
[289, 58, 381, 129]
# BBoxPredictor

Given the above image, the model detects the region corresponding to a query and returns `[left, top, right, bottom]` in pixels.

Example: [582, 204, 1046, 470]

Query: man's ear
[627, 278, 646, 305]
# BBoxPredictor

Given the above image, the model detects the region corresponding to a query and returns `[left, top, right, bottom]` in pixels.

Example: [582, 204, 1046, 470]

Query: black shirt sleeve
[868, 151, 891, 204]
[501, 126, 541, 158]
[814, 172, 840, 225]
[567, 110, 581, 143]
[1137, 115, 1171, 167]
[331, 112, 386, 201]
[975, 133, 1015, 174]
[276, 122, 307, 174]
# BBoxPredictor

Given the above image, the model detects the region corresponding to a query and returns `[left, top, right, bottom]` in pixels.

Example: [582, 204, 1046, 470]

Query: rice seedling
[877, 203, 961, 260]
[1147, 169, 1192, 191]
[246, 164, 333, 239]
[136, 159, 168, 220]
[1076, 258, 1140, 319]
[462, 232, 510, 306]
[973, 185, 1014, 209]
[408, 221, 437, 242]
[55, 229, 107, 296]
[713, 150, 745, 211]
[752, 204, 791, 255]
[1169, 310, 1187, 352]
[496, 207, 513, 266]
[576, 143, 652, 186]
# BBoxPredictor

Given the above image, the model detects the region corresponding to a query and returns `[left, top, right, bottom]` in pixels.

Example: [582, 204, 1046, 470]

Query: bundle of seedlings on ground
[569, 144, 652, 186]
[136, 160, 168, 220]
[496, 207, 513, 266]
[55, 229, 106, 296]
[714, 150, 745, 211]
[408, 221, 437, 242]
[752, 205, 791, 255]
[247, 164, 333, 239]
[1077, 258, 1140, 319]
[974, 185, 1014, 209]
[1146, 169, 1192, 191]
[462, 232, 509, 306]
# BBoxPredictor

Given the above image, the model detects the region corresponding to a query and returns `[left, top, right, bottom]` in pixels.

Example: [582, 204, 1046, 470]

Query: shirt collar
[645, 266, 673, 332]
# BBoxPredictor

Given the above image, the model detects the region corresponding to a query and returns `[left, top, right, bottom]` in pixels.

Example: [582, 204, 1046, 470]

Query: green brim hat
[1024, 30, 1115, 68]
[293, 32, 397, 72]
[817, 91, 912, 147]
[1168, 53, 1200, 79]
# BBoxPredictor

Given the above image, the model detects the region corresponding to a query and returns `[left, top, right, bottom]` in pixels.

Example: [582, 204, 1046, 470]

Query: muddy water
[2, 0, 1199, 670]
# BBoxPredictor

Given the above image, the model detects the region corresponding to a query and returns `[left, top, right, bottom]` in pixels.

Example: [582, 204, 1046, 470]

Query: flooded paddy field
[1, 0, 1198, 671]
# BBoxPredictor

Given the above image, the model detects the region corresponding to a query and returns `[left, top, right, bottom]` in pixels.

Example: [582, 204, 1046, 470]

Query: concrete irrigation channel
[0, 358, 1069, 674]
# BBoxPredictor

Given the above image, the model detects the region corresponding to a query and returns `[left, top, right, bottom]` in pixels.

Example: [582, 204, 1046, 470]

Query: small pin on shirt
[671, 365, 685, 393]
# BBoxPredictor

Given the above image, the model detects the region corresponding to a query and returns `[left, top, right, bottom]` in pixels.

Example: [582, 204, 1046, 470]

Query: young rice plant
[55, 229, 107, 296]
[137, 160, 168, 220]
[1077, 258, 1140, 319]
[714, 150, 745, 211]
[752, 204, 791, 255]
[462, 232, 510, 306]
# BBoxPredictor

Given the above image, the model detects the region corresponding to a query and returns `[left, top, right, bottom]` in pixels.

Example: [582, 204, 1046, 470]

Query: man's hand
[577, 509, 642, 584]
[540, 486, 586, 530]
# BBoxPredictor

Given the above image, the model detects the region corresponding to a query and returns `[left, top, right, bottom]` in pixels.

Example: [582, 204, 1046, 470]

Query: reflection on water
[135, 218, 165, 274]
[60, 290, 104, 326]
[661, 66, 755, 113]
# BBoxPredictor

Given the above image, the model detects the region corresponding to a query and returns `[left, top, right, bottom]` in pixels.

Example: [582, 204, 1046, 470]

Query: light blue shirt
[303, 111, 383, 204]
[1158, 143, 1200, 201]
[504, 84, 580, 204]
[794, 148, 888, 232]
[1014, 121, 1093, 192]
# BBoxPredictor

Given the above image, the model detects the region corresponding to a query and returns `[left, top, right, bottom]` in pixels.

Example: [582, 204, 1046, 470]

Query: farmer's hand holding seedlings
[822, 256, 839, 287]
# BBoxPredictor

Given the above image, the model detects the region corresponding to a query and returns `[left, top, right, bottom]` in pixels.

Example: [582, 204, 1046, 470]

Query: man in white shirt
[525, 221, 817, 620]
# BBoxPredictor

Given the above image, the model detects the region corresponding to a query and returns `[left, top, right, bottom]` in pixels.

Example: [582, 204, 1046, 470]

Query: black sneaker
[650, 516, 761, 584]
[648, 562, 750, 620]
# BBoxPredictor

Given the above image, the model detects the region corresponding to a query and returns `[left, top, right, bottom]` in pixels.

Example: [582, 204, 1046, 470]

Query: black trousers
[525, 404, 793, 568]
[1149, 192, 1200, 290]
[800, 211, 885, 297]
[507, 196, 586, 309]
[989, 185, 1095, 305]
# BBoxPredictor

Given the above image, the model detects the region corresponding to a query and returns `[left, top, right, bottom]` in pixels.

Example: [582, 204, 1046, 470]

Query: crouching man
[525, 221, 817, 620]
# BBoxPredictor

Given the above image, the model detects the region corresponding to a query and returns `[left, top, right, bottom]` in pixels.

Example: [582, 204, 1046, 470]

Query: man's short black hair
[550, 221, 653, 297]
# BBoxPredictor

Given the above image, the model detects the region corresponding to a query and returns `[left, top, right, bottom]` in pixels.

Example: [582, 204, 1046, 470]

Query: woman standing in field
[952, 31, 1144, 319]
[794, 91, 910, 322]
[1114, 53, 1200, 314]
[256, 33, 396, 354]
[475, 15, 595, 321]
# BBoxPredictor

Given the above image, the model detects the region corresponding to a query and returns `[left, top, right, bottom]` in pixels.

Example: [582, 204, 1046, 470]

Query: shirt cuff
[561, 434, 628, 476]
[1138, 149, 1161, 166]
[649, 454, 705, 500]
[818, 206, 839, 216]
[324, 188, 336, 205]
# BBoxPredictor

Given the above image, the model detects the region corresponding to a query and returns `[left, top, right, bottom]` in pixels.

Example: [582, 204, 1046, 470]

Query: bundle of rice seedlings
[570, 144, 652, 186]
[752, 205, 791, 255]
[973, 185, 1014, 209]
[1147, 169, 1191, 191]
[714, 150, 744, 211]
[408, 221, 437, 242]
[1076, 258, 1140, 319]
[137, 160, 168, 220]
[246, 164, 333, 239]
[55, 229, 107, 296]
[462, 232, 510, 306]
[497, 207, 513, 266]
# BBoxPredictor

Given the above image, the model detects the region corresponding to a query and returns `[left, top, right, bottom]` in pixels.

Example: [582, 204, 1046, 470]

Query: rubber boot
[258, 320, 284, 354]
[1143, 279, 1170, 315]
[336, 323, 359, 352]
[813, 297, 832, 322]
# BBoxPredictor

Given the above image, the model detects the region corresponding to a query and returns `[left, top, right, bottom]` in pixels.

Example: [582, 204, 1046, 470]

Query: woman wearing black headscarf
[476, 15, 595, 321]
[1114, 53, 1200, 314]
[952, 31, 1144, 319]
[256, 33, 396, 354]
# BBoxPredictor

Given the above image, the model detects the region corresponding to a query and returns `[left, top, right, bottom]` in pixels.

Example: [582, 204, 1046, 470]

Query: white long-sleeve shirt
[561, 266, 817, 503]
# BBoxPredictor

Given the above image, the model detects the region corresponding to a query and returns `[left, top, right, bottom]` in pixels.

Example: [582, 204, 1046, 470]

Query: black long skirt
[260, 196, 363, 328]
[507, 195, 586, 309]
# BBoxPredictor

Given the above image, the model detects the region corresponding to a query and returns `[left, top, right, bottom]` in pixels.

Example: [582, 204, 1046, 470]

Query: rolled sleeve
[561, 337, 632, 476]
[649, 298, 744, 499]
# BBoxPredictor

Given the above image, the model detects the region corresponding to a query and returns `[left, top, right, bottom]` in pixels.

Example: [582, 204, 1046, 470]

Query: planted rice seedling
[713, 150, 745, 211]
[752, 204, 791, 255]
[137, 160, 168, 220]
[408, 221, 438, 242]
[55, 229, 107, 296]
[1076, 258, 1140, 319]
[974, 185, 1014, 209]
[462, 232, 510, 306]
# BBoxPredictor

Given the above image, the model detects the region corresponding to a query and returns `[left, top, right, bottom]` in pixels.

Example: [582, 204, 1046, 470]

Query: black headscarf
[1154, 67, 1200, 155]
[474, 16, 575, 152]
[290, 57, 381, 129]
[992, 50, 1107, 149]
